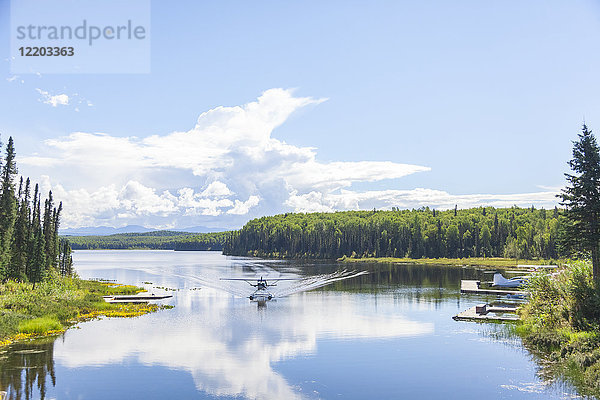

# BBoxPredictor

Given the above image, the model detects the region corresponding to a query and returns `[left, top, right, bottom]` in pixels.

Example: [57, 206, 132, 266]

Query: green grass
[18, 317, 62, 334]
[0, 310, 29, 340]
[515, 261, 600, 397]
[339, 256, 564, 268]
[0, 277, 163, 345]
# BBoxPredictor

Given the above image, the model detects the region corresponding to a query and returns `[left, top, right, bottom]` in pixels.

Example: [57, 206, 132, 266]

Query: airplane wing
[264, 278, 301, 281]
[220, 277, 301, 281]
[220, 278, 255, 281]
[220, 277, 301, 287]
[219, 278, 259, 287]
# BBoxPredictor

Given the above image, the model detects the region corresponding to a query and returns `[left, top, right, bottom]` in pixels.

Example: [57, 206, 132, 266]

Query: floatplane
[220, 276, 299, 304]
[492, 272, 529, 288]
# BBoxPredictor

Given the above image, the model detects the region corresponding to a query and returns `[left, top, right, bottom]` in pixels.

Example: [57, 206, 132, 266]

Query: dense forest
[66, 230, 228, 251]
[0, 137, 73, 283]
[223, 206, 562, 260]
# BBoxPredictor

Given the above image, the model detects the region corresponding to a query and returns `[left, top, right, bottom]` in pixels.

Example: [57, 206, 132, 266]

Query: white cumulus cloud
[227, 196, 260, 215]
[46, 178, 253, 228]
[285, 188, 560, 213]
[22, 88, 559, 229]
[201, 181, 234, 198]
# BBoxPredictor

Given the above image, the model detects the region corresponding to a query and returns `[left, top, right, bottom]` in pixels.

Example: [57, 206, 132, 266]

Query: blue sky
[1, 0, 600, 229]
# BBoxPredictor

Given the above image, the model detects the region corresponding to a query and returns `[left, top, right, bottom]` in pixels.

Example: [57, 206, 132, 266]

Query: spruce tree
[0, 137, 18, 280]
[53, 201, 62, 269]
[10, 177, 31, 280]
[29, 192, 46, 284]
[480, 224, 491, 257]
[559, 124, 600, 280]
[42, 191, 57, 272]
[59, 239, 73, 276]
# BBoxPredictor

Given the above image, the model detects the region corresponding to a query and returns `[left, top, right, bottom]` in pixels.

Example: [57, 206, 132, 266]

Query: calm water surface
[0, 250, 581, 399]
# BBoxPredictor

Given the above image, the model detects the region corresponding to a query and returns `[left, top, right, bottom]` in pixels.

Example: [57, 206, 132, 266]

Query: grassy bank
[516, 261, 600, 397]
[339, 256, 563, 269]
[0, 277, 168, 347]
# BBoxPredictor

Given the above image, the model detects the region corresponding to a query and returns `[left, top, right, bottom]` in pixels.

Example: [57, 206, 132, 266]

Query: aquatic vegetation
[517, 261, 600, 397]
[341, 256, 564, 268]
[154, 286, 178, 291]
[78, 304, 161, 319]
[0, 277, 169, 347]
[0, 329, 65, 347]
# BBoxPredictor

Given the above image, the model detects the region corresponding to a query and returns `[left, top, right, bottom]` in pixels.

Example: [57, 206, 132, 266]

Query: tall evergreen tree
[480, 224, 491, 257]
[42, 191, 57, 272]
[59, 239, 73, 276]
[0, 135, 71, 283]
[53, 201, 63, 269]
[0, 137, 18, 280]
[559, 124, 600, 280]
[10, 177, 31, 280]
[29, 192, 46, 284]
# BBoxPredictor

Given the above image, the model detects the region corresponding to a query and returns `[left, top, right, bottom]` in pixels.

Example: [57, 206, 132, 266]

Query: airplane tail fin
[493, 273, 509, 286]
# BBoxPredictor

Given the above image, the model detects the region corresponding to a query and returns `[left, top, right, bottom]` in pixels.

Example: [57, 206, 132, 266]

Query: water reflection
[51, 288, 433, 399]
[0, 252, 580, 400]
[0, 339, 56, 400]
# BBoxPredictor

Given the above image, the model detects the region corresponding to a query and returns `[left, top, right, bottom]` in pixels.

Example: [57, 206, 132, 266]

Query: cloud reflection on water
[54, 284, 433, 399]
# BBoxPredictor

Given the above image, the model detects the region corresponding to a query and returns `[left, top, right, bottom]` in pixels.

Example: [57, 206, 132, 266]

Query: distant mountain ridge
[60, 225, 227, 236]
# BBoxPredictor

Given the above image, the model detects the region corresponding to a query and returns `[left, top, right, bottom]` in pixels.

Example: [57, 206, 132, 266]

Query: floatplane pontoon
[220, 277, 299, 303]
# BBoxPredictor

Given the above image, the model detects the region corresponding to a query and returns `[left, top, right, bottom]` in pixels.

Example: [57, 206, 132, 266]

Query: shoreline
[68, 249, 562, 271]
[0, 278, 170, 348]
[338, 256, 564, 269]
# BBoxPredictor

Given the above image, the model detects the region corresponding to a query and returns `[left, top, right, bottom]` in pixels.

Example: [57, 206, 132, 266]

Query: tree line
[0, 137, 73, 283]
[223, 206, 562, 260]
[66, 231, 229, 251]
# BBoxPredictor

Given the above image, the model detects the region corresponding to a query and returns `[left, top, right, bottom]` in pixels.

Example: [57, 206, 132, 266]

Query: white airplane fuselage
[220, 276, 297, 304]
[492, 272, 528, 288]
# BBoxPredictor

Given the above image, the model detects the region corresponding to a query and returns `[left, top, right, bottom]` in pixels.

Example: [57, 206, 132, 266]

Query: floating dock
[103, 294, 173, 304]
[453, 303, 519, 322]
[460, 280, 528, 296]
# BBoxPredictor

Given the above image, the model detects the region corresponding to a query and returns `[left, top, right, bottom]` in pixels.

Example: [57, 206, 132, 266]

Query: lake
[0, 250, 580, 399]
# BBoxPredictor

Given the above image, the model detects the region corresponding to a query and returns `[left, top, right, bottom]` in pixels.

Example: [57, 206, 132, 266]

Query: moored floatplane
[492, 272, 530, 288]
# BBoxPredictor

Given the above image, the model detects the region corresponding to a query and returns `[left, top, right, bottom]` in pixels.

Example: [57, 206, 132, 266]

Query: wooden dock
[103, 294, 173, 304]
[460, 280, 527, 296]
[453, 303, 519, 322]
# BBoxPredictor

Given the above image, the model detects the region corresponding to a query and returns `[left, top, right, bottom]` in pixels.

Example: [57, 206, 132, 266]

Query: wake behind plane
[220, 276, 300, 303]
